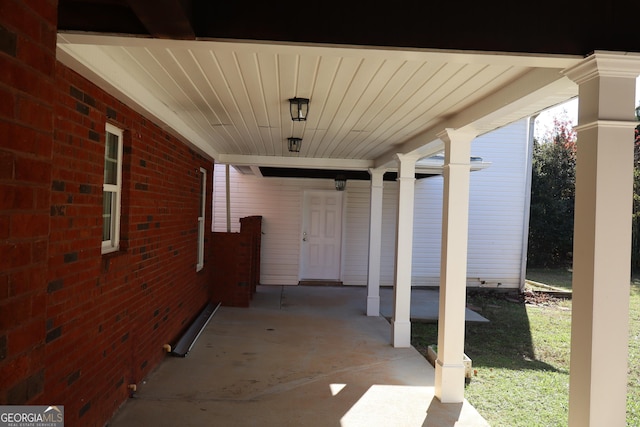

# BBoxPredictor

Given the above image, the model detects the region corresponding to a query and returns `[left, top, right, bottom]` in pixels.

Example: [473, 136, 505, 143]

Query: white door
[300, 191, 343, 280]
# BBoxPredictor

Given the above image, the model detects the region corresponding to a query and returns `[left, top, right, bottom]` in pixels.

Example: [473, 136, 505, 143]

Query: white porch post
[391, 153, 419, 347]
[564, 53, 640, 427]
[367, 167, 386, 316]
[434, 128, 476, 403]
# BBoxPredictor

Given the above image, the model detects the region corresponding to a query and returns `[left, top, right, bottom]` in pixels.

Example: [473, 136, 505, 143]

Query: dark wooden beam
[126, 0, 195, 39]
[58, 1, 148, 35]
[58, 0, 640, 55]
[193, 0, 640, 56]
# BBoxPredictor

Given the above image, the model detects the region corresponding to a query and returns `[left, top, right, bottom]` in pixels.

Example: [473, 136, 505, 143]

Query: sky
[534, 77, 640, 140]
[534, 98, 578, 140]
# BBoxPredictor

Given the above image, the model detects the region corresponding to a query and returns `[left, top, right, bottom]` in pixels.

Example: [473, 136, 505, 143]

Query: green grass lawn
[411, 270, 640, 426]
[525, 267, 573, 290]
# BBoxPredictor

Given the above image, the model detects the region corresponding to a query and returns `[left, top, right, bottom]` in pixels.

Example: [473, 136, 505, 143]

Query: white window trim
[102, 123, 123, 254]
[196, 167, 207, 271]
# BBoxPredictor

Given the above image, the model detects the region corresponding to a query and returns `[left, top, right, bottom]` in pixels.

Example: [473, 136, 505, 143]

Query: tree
[528, 113, 577, 268]
[632, 116, 640, 271]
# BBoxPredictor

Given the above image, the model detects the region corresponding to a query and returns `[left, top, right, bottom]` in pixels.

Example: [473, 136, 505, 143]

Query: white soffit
[56, 33, 581, 167]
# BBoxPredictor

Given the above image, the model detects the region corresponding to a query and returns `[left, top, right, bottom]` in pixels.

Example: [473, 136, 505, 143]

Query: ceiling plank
[57, 38, 219, 159]
[372, 68, 577, 168]
[125, 0, 195, 39]
[58, 33, 582, 167]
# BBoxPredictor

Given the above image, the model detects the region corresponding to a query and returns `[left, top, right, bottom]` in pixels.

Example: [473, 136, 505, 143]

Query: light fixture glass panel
[289, 97, 309, 121]
[288, 137, 302, 152]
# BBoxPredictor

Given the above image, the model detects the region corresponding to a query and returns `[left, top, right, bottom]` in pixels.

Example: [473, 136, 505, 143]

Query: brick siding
[0, 0, 57, 412]
[0, 2, 216, 426]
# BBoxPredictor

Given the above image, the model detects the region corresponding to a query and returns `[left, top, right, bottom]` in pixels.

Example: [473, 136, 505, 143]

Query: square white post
[434, 128, 476, 403]
[367, 168, 386, 316]
[391, 153, 419, 347]
[563, 52, 640, 427]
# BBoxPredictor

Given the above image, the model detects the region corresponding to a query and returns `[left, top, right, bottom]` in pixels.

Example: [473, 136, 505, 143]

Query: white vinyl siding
[213, 118, 530, 289]
[342, 182, 372, 285]
[411, 119, 531, 288]
[214, 172, 306, 284]
[467, 119, 531, 287]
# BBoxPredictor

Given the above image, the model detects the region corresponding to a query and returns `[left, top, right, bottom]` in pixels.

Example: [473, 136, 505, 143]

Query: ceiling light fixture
[335, 175, 346, 191]
[288, 137, 302, 153]
[289, 97, 309, 121]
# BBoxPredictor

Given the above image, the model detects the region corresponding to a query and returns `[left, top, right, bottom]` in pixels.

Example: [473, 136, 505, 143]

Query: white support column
[563, 52, 640, 427]
[391, 153, 419, 347]
[367, 167, 386, 316]
[434, 128, 476, 403]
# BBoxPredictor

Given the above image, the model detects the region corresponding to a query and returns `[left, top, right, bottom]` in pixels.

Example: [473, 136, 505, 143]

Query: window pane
[199, 171, 205, 211]
[197, 218, 204, 268]
[103, 191, 113, 241]
[197, 169, 206, 271]
[104, 132, 119, 185]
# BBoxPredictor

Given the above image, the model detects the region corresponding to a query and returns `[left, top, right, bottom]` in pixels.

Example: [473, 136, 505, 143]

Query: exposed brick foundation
[0, 2, 216, 426]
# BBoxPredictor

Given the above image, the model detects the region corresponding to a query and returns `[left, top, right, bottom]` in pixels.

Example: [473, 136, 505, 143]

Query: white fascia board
[57, 35, 219, 160]
[57, 32, 581, 69]
[217, 154, 373, 170]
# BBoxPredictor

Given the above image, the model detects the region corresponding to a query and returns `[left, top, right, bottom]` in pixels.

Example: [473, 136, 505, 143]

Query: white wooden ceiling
[57, 34, 581, 170]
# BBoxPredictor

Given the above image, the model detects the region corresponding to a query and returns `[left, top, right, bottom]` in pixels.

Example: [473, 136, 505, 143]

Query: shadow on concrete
[423, 399, 464, 427]
[107, 285, 489, 426]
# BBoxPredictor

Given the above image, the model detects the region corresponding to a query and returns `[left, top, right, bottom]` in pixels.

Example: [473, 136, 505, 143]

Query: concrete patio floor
[107, 285, 489, 427]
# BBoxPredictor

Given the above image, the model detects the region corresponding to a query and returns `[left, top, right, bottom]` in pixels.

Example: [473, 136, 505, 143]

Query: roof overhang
[56, 33, 580, 171]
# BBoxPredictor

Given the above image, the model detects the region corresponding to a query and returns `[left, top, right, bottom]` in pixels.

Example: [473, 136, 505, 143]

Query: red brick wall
[0, 2, 216, 426]
[43, 64, 214, 426]
[0, 0, 57, 411]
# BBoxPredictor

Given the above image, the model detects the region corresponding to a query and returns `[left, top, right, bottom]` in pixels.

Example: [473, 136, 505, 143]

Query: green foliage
[411, 270, 640, 426]
[628, 279, 640, 425]
[411, 291, 571, 427]
[632, 125, 640, 271]
[525, 267, 573, 290]
[528, 115, 576, 268]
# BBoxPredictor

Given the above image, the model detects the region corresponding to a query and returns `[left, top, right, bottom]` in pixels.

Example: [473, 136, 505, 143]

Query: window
[102, 123, 123, 254]
[196, 167, 207, 271]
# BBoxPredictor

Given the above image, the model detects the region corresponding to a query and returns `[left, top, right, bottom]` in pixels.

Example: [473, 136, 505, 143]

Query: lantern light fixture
[287, 137, 302, 153]
[289, 97, 309, 121]
[335, 175, 346, 191]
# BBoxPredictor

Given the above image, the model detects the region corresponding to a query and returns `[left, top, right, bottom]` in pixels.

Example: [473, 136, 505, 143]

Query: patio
[107, 285, 489, 426]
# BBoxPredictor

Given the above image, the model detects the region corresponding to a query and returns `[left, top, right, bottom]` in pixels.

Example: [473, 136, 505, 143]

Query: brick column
[240, 215, 262, 295]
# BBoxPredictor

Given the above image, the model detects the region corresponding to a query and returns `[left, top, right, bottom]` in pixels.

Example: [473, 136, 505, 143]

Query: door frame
[299, 190, 344, 281]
